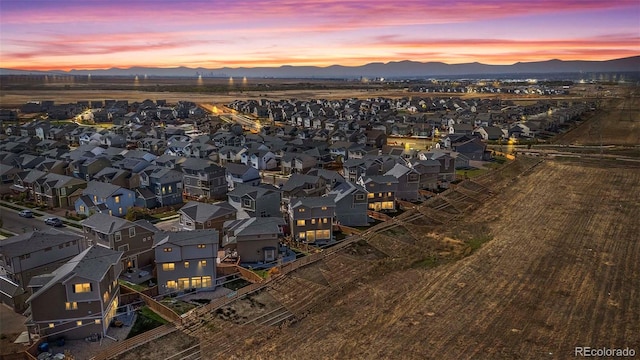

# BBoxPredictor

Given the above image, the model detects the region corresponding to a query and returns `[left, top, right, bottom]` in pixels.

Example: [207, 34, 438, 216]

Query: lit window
[162, 263, 175, 271]
[166, 280, 177, 289]
[387, 192, 392, 197]
[76, 320, 82, 326]
[103, 291, 109, 303]
[321, 206, 327, 210]
[199, 260, 207, 267]
[95, 319, 101, 325]
[48, 323, 55, 328]
[65, 302, 78, 310]
[367, 193, 374, 199]
[115, 196, 120, 204]
[298, 208, 305, 212]
[323, 218, 328, 224]
[378, 193, 382, 197]
[202, 276, 212, 288]
[74, 283, 92, 293]
[299, 232, 306, 239]
[296, 219, 305, 226]
[197, 244, 206, 249]
[79, 205, 85, 213]
[311, 219, 316, 224]
[184, 261, 189, 268]
[164, 247, 172, 252]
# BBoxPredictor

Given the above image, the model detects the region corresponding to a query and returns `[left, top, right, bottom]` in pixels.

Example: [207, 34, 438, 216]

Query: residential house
[0, 164, 20, 195]
[281, 174, 327, 203]
[410, 159, 441, 190]
[327, 181, 369, 227]
[153, 230, 217, 295]
[137, 166, 183, 207]
[25, 246, 123, 339]
[34, 173, 86, 209]
[358, 175, 398, 212]
[222, 217, 285, 264]
[474, 126, 504, 141]
[385, 163, 420, 201]
[181, 158, 227, 201]
[225, 163, 261, 190]
[0, 230, 86, 312]
[177, 201, 237, 237]
[288, 197, 335, 244]
[82, 213, 157, 270]
[281, 153, 317, 175]
[452, 137, 490, 161]
[75, 181, 135, 217]
[227, 183, 282, 219]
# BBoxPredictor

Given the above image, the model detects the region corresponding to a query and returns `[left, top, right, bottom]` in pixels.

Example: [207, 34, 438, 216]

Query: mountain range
[2, 56, 639, 79]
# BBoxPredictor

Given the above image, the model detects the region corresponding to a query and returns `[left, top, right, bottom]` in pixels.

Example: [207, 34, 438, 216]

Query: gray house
[181, 158, 227, 201]
[227, 183, 282, 219]
[153, 230, 218, 295]
[26, 246, 123, 340]
[0, 230, 86, 312]
[327, 181, 369, 227]
[385, 163, 420, 201]
[358, 175, 398, 212]
[82, 213, 158, 270]
[288, 196, 336, 244]
[177, 201, 237, 236]
[222, 217, 285, 264]
[225, 163, 261, 190]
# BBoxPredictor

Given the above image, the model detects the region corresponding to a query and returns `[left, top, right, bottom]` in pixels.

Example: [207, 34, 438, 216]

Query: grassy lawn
[126, 306, 169, 339]
[119, 279, 147, 292]
[149, 210, 178, 220]
[159, 298, 197, 315]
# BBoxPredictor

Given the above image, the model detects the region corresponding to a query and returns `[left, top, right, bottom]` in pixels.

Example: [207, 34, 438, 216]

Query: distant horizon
[1, 1, 639, 71]
[3, 55, 639, 74]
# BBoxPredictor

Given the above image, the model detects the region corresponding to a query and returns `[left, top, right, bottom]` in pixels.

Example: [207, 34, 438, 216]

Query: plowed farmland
[209, 159, 639, 359]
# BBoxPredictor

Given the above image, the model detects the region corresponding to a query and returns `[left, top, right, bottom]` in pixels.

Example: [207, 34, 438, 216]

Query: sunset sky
[1, 0, 639, 71]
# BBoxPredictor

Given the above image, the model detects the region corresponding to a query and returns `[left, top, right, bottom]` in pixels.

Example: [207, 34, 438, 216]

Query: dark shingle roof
[0, 229, 82, 258]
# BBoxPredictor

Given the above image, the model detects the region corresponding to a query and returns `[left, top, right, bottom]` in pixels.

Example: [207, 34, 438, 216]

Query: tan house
[26, 246, 123, 340]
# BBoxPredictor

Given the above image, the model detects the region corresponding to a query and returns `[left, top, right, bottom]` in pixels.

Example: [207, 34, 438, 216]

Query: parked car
[44, 217, 63, 227]
[18, 209, 34, 218]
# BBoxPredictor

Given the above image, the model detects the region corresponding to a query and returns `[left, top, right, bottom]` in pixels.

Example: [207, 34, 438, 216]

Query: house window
[321, 206, 327, 210]
[162, 263, 175, 271]
[378, 193, 382, 197]
[202, 276, 212, 288]
[178, 278, 189, 290]
[73, 283, 92, 293]
[199, 260, 207, 267]
[323, 218, 328, 224]
[129, 227, 135, 237]
[115, 196, 120, 204]
[298, 232, 306, 239]
[65, 302, 78, 310]
[191, 277, 202, 288]
[48, 323, 55, 329]
[166, 280, 177, 289]
[298, 208, 305, 212]
[76, 320, 83, 327]
[118, 244, 129, 252]
[164, 247, 172, 252]
[114, 232, 121, 242]
[382, 201, 394, 210]
[243, 199, 252, 208]
[60, 187, 66, 196]
[103, 291, 109, 303]
[197, 244, 206, 249]
[356, 194, 365, 200]
[387, 192, 392, 197]
[184, 261, 189, 268]
[296, 219, 305, 226]
[311, 219, 316, 225]
[185, 178, 190, 185]
[79, 205, 85, 213]
[95, 319, 101, 325]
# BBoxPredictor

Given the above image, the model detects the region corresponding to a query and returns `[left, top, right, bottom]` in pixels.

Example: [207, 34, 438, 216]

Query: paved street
[0, 207, 81, 237]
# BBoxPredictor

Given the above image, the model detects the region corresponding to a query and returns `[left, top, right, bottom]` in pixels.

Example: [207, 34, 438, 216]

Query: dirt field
[204, 158, 637, 360]
[554, 88, 640, 146]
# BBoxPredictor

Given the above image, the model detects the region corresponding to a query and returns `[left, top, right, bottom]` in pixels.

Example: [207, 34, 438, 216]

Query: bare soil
[216, 158, 639, 359]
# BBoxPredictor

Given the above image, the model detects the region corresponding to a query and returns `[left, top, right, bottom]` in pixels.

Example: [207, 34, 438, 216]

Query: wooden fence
[120, 284, 181, 323]
[235, 265, 264, 283]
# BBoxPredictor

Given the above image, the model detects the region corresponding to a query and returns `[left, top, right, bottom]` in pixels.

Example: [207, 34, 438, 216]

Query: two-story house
[227, 183, 282, 219]
[288, 196, 336, 244]
[74, 181, 136, 217]
[153, 230, 218, 295]
[181, 158, 227, 201]
[82, 213, 158, 270]
[137, 166, 183, 207]
[225, 163, 261, 190]
[0, 230, 86, 312]
[222, 217, 285, 264]
[34, 173, 87, 209]
[177, 201, 237, 238]
[25, 246, 123, 339]
[327, 181, 369, 227]
[358, 175, 398, 212]
[410, 159, 441, 190]
[385, 163, 420, 201]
